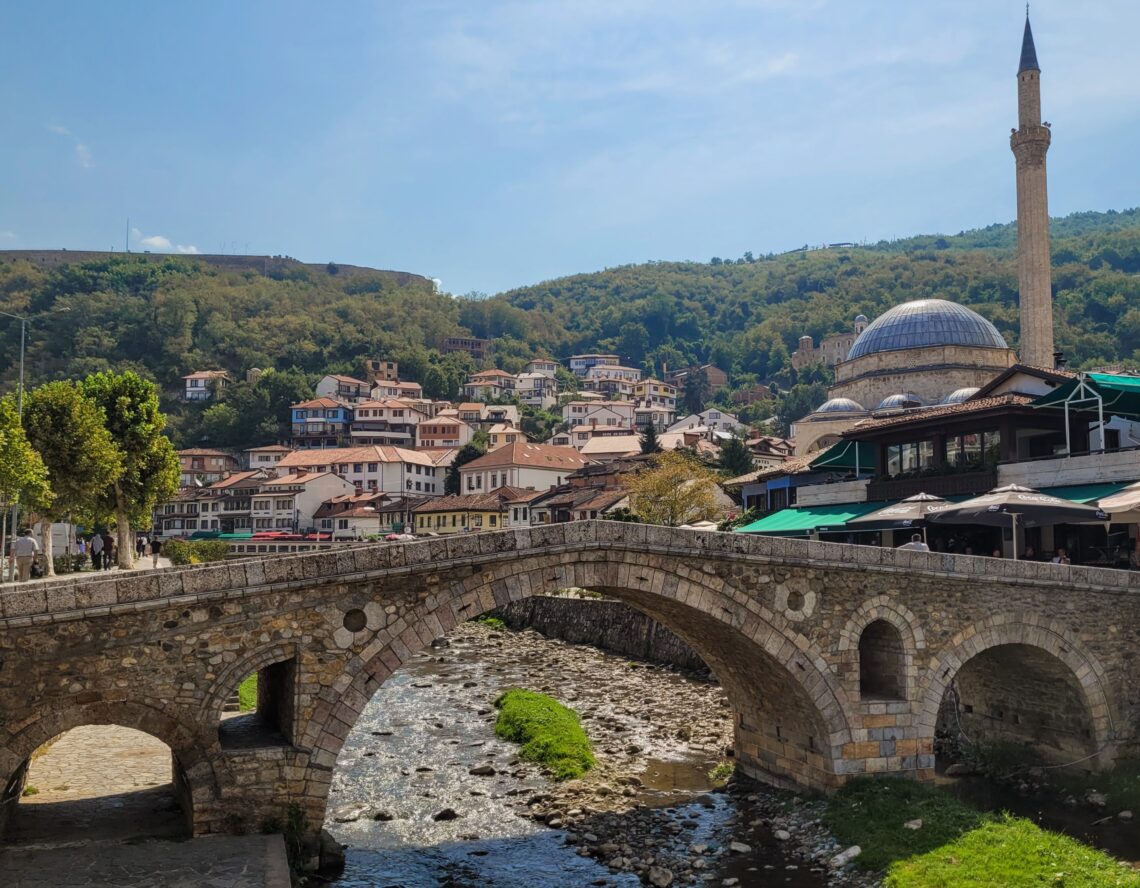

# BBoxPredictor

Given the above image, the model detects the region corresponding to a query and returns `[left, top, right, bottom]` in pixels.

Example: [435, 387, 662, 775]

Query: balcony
[867, 468, 997, 502]
[998, 447, 1140, 488]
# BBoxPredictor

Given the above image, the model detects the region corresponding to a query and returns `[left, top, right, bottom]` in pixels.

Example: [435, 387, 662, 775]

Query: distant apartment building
[462, 369, 515, 401]
[365, 358, 399, 383]
[459, 441, 592, 494]
[290, 398, 352, 448]
[253, 472, 356, 532]
[666, 364, 729, 392]
[667, 407, 747, 437]
[525, 358, 559, 378]
[568, 354, 620, 377]
[633, 378, 678, 411]
[275, 445, 442, 496]
[412, 490, 521, 534]
[182, 370, 230, 402]
[416, 417, 474, 449]
[513, 372, 557, 409]
[561, 400, 635, 428]
[315, 374, 371, 404]
[581, 364, 641, 399]
[349, 399, 428, 447]
[487, 423, 525, 450]
[245, 444, 294, 470]
[790, 315, 869, 370]
[371, 380, 424, 400]
[442, 336, 490, 361]
[177, 448, 240, 486]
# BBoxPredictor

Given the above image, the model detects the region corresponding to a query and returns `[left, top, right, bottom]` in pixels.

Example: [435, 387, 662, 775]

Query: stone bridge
[1, 522, 1137, 839]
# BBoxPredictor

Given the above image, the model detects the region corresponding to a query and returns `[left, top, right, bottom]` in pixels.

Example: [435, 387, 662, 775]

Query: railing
[867, 468, 997, 501]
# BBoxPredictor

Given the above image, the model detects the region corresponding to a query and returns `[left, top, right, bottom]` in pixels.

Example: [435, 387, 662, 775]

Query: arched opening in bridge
[859, 620, 906, 700]
[2, 725, 191, 845]
[218, 656, 296, 750]
[936, 643, 1099, 769]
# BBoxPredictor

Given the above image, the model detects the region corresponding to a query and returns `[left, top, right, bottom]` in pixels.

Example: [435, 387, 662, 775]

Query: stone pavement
[0, 835, 292, 888]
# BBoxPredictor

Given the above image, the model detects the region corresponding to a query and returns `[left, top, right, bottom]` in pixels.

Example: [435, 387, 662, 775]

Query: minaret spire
[1010, 11, 1054, 368]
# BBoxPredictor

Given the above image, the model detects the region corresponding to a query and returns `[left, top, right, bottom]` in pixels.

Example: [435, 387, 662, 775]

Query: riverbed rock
[318, 828, 347, 876]
[773, 829, 791, 841]
[432, 808, 460, 821]
[729, 840, 751, 853]
[944, 762, 974, 777]
[647, 865, 674, 887]
[903, 818, 923, 830]
[469, 764, 496, 776]
[830, 845, 861, 868]
[1085, 790, 1108, 808]
[331, 804, 370, 823]
[1118, 810, 1133, 821]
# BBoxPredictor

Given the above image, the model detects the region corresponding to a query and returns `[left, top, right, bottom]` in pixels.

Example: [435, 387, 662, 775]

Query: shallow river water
[324, 626, 831, 888]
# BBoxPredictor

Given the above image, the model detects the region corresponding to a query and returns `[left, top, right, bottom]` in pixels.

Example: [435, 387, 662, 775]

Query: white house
[668, 408, 747, 436]
[459, 442, 593, 494]
[245, 444, 294, 470]
[254, 471, 357, 532]
[562, 400, 635, 428]
[568, 354, 620, 376]
[371, 380, 424, 400]
[513, 372, 558, 409]
[182, 370, 230, 402]
[416, 416, 474, 449]
[525, 358, 559, 378]
[634, 378, 678, 412]
[315, 374, 371, 404]
[275, 445, 442, 496]
[350, 399, 428, 447]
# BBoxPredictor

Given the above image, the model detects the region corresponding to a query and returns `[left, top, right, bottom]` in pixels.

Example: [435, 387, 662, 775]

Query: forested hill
[1, 208, 1139, 413]
[486, 208, 1140, 379]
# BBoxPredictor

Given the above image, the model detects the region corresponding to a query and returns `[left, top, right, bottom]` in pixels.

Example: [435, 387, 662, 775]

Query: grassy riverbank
[238, 674, 258, 712]
[493, 689, 595, 780]
[825, 778, 1140, 887]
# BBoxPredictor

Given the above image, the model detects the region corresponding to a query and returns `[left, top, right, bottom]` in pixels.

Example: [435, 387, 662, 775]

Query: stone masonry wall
[0, 523, 1137, 838]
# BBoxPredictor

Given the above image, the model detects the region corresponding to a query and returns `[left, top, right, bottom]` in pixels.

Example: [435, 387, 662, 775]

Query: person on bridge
[13, 529, 41, 583]
[90, 532, 103, 570]
[898, 533, 930, 552]
[101, 531, 115, 570]
[149, 537, 163, 568]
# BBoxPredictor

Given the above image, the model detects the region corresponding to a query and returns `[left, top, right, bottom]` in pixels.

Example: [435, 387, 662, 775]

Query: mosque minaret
[1011, 11, 1056, 368]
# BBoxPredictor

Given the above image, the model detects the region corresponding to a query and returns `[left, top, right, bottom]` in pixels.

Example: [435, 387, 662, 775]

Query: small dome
[854, 314, 869, 323]
[942, 387, 980, 404]
[875, 393, 925, 411]
[846, 299, 1008, 361]
[813, 397, 866, 415]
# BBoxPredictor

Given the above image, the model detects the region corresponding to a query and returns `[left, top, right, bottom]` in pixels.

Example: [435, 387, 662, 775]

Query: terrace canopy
[1032, 372, 1140, 451]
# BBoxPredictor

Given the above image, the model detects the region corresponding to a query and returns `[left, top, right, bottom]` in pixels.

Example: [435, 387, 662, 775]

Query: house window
[368, 463, 377, 472]
[337, 519, 348, 530]
[489, 516, 497, 527]
[353, 463, 363, 473]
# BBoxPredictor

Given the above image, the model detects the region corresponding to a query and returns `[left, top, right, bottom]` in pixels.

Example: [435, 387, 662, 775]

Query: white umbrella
[1097, 481, 1140, 523]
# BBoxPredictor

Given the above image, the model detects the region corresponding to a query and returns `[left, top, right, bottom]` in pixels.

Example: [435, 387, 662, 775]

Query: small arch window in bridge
[218, 656, 297, 751]
[858, 620, 906, 700]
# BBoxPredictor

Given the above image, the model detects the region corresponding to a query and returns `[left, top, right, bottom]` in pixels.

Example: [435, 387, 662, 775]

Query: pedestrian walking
[90, 532, 104, 570]
[101, 531, 115, 570]
[897, 533, 930, 552]
[13, 529, 41, 583]
[150, 537, 163, 568]
[136, 534, 148, 559]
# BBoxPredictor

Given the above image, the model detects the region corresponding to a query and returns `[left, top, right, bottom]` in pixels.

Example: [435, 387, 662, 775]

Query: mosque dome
[854, 314, 869, 324]
[846, 299, 1008, 361]
[812, 397, 866, 415]
[942, 387, 980, 405]
[875, 393, 925, 411]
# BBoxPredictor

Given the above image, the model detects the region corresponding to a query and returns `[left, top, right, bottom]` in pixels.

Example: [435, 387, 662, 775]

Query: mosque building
[791, 13, 1054, 457]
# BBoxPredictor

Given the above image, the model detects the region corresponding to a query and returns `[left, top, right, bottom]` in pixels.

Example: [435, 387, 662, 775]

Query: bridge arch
[837, 596, 925, 704]
[918, 615, 1117, 769]
[0, 698, 222, 837]
[298, 549, 857, 823]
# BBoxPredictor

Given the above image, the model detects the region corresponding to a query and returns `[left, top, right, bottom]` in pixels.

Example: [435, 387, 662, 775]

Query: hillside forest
[1, 208, 1138, 447]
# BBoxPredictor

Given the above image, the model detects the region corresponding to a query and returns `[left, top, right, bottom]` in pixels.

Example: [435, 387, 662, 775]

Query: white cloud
[131, 227, 200, 255]
[0, 230, 16, 241]
[48, 124, 93, 168]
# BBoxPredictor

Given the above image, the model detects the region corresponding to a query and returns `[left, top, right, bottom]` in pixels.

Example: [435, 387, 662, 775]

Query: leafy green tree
[79, 371, 180, 568]
[625, 452, 721, 527]
[639, 422, 661, 454]
[445, 443, 485, 495]
[0, 394, 53, 545]
[718, 434, 755, 478]
[682, 368, 710, 415]
[22, 382, 122, 575]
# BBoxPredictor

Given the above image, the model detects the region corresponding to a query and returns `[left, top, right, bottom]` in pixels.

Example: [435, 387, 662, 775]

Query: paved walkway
[0, 835, 292, 888]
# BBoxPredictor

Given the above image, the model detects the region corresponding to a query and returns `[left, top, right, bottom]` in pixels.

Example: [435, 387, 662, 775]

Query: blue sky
[3, 1, 1138, 295]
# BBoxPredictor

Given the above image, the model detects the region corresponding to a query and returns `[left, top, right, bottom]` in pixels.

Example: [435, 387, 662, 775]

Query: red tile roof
[461, 441, 593, 471]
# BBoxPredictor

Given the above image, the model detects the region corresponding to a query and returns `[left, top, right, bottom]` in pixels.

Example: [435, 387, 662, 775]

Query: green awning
[1033, 373, 1140, 418]
[808, 439, 875, 472]
[1038, 482, 1132, 504]
[735, 501, 886, 536]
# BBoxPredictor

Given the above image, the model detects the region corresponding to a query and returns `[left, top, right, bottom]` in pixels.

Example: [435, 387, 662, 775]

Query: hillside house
[371, 380, 424, 400]
[245, 444, 294, 470]
[275, 444, 441, 496]
[349, 399, 428, 447]
[177, 448, 240, 486]
[291, 398, 352, 448]
[315, 374, 370, 404]
[182, 370, 230, 402]
[459, 441, 592, 494]
[416, 416, 474, 449]
[568, 354, 620, 376]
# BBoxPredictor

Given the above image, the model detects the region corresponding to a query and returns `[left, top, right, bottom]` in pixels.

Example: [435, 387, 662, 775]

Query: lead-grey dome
[942, 387, 980, 405]
[876, 393, 925, 411]
[812, 397, 866, 415]
[846, 299, 1008, 361]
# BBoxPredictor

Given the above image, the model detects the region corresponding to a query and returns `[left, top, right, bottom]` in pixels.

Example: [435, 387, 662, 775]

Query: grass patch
[22, 785, 38, 796]
[493, 689, 595, 781]
[238, 673, 258, 712]
[708, 761, 735, 783]
[826, 778, 1140, 887]
[888, 814, 1140, 887]
[472, 615, 506, 631]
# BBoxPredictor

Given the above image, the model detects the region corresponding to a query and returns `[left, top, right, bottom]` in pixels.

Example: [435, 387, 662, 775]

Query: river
[323, 624, 848, 888]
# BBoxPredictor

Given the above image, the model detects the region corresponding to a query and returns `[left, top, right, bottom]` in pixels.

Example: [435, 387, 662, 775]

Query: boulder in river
[432, 808, 460, 821]
[469, 764, 496, 776]
[647, 865, 674, 887]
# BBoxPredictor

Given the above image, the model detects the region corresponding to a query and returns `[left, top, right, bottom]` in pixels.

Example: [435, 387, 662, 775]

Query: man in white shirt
[898, 533, 930, 553]
[13, 529, 41, 582]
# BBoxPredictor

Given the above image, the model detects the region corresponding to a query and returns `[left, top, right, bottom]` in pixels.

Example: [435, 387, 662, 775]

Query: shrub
[164, 539, 230, 565]
[494, 689, 595, 780]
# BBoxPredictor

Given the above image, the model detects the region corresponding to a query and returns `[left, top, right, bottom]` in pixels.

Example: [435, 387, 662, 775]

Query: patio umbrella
[927, 484, 1108, 560]
[846, 493, 953, 543]
[1097, 481, 1140, 523]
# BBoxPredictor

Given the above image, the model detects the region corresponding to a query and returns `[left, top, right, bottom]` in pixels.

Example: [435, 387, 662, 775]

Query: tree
[22, 381, 122, 575]
[639, 422, 661, 454]
[718, 434, 755, 478]
[445, 442, 485, 495]
[0, 396, 52, 572]
[79, 371, 180, 568]
[682, 368, 710, 415]
[625, 451, 722, 527]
